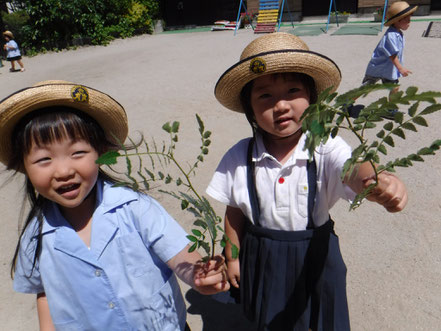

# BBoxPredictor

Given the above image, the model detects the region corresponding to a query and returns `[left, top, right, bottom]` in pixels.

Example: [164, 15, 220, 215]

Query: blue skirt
[240, 219, 350, 331]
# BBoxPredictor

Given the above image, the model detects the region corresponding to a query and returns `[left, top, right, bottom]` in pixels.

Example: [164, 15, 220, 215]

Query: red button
[278, 177, 285, 184]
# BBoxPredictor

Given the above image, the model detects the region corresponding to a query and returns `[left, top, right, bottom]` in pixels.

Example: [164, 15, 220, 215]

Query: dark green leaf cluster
[96, 114, 238, 260]
[301, 84, 441, 210]
[2, 0, 160, 54]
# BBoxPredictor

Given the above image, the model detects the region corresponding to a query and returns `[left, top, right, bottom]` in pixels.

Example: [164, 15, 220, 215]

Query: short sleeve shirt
[365, 26, 404, 80]
[13, 179, 190, 331]
[206, 133, 355, 231]
[6, 40, 21, 58]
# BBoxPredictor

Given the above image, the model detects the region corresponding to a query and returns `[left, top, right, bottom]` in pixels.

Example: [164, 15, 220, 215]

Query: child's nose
[54, 161, 75, 179]
[274, 99, 290, 112]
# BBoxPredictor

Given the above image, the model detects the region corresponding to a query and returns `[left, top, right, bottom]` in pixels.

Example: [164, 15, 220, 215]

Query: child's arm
[344, 162, 408, 212]
[166, 246, 229, 295]
[37, 292, 55, 331]
[224, 205, 246, 288]
[390, 54, 412, 77]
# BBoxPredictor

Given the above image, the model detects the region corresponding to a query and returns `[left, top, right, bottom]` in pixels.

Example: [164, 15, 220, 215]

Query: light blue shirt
[365, 26, 404, 80]
[14, 179, 190, 330]
[5, 39, 21, 58]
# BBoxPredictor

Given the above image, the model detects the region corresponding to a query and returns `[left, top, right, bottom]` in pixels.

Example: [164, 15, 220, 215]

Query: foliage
[301, 84, 441, 210]
[1, 9, 29, 49]
[96, 114, 238, 261]
[2, 0, 160, 54]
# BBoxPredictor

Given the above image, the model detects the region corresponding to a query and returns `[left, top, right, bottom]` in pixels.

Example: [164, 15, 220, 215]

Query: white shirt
[207, 133, 355, 231]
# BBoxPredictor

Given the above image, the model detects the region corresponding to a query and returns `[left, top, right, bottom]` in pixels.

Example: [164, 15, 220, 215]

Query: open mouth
[56, 183, 80, 195]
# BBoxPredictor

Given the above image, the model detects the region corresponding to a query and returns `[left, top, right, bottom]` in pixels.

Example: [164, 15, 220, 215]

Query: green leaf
[310, 120, 325, 135]
[220, 238, 226, 248]
[391, 128, 405, 139]
[376, 130, 385, 138]
[181, 200, 189, 210]
[413, 116, 428, 127]
[383, 122, 394, 131]
[420, 104, 441, 115]
[364, 121, 376, 129]
[188, 243, 197, 253]
[162, 122, 171, 133]
[408, 102, 419, 117]
[96, 151, 120, 165]
[418, 147, 435, 155]
[378, 144, 387, 155]
[171, 121, 180, 133]
[196, 114, 205, 134]
[187, 235, 197, 243]
[231, 244, 239, 259]
[192, 229, 202, 237]
[203, 131, 212, 139]
[401, 122, 417, 132]
[194, 219, 207, 229]
[394, 111, 404, 124]
[384, 136, 395, 147]
[406, 86, 418, 96]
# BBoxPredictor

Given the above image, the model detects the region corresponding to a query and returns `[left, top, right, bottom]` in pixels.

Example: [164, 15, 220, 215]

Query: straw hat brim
[0, 81, 128, 165]
[385, 5, 417, 26]
[215, 49, 341, 113]
[3, 31, 14, 39]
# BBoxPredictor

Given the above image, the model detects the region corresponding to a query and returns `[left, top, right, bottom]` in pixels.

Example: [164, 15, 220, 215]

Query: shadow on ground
[186, 289, 257, 331]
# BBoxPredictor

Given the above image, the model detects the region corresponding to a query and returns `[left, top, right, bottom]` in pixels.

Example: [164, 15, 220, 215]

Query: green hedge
[1, 0, 159, 55]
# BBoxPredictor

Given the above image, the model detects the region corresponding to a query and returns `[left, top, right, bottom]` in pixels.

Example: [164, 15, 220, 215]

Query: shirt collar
[41, 178, 138, 234]
[253, 131, 311, 164]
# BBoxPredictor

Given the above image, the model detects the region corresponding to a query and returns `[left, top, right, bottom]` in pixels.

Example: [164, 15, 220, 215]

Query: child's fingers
[365, 173, 408, 212]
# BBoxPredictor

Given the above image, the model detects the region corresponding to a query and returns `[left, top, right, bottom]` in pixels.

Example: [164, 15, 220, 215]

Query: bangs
[24, 112, 92, 153]
[8, 107, 112, 171]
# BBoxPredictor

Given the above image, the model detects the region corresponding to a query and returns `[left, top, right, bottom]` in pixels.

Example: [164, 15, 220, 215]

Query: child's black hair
[9, 107, 124, 278]
[240, 72, 317, 130]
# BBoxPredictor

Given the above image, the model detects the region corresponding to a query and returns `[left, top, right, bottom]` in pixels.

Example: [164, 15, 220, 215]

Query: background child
[208, 33, 407, 330]
[349, 1, 418, 118]
[2, 81, 228, 330]
[2, 30, 25, 72]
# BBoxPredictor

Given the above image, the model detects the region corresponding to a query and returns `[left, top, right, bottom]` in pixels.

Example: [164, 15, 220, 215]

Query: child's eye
[73, 150, 87, 157]
[34, 157, 51, 164]
[258, 93, 271, 99]
[289, 87, 301, 93]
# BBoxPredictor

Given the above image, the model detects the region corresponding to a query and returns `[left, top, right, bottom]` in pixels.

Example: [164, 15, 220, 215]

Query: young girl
[2, 80, 229, 330]
[2, 30, 25, 72]
[207, 33, 408, 330]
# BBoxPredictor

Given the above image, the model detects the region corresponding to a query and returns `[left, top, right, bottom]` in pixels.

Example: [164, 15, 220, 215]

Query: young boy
[363, 1, 417, 86]
[2, 30, 25, 72]
[349, 1, 417, 118]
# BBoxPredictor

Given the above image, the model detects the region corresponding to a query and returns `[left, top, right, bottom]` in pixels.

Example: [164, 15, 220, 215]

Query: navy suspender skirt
[238, 139, 351, 331]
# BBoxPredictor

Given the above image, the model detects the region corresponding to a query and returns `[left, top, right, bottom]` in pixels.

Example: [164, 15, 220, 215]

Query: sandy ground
[1, 15, 441, 330]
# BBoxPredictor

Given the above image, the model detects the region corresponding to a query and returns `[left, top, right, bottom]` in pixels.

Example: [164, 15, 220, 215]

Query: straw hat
[2, 30, 14, 39]
[385, 1, 418, 27]
[214, 32, 341, 113]
[0, 80, 128, 165]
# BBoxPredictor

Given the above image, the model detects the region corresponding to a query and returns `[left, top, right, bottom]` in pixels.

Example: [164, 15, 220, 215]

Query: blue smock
[14, 179, 190, 330]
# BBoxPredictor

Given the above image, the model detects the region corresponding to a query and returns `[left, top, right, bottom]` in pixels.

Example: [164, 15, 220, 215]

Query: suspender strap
[306, 158, 317, 230]
[246, 138, 318, 229]
[247, 138, 261, 226]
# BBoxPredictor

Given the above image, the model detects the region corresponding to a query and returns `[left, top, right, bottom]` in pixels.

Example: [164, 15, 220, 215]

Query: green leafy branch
[301, 84, 441, 210]
[96, 114, 238, 261]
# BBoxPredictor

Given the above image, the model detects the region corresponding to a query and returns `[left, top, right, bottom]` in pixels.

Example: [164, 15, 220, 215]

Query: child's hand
[364, 172, 408, 212]
[400, 67, 412, 77]
[193, 255, 230, 295]
[226, 259, 240, 288]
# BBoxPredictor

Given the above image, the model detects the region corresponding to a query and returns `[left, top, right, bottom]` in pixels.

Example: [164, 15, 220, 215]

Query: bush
[4, 0, 161, 54]
[1, 10, 29, 49]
